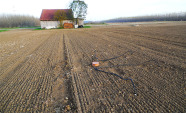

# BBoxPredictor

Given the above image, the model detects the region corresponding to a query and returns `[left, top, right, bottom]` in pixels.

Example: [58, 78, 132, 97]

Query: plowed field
[0, 22, 186, 112]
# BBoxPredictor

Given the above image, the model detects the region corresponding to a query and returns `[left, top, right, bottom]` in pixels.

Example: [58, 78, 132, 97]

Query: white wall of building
[78, 19, 84, 26]
[74, 19, 84, 26]
[40, 20, 73, 29]
[40, 21, 59, 29]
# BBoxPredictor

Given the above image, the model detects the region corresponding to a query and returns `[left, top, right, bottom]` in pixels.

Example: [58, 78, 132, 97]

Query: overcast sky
[0, 0, 186, 21]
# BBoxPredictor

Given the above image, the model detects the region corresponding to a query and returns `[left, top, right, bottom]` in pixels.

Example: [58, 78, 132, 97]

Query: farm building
[40, 9, 84, 29]
[74, 18, 84, 27]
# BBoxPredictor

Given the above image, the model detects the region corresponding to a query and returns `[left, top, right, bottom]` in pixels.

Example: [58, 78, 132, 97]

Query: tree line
[0, 14, 40, 28]
[103, 12, 186, 23]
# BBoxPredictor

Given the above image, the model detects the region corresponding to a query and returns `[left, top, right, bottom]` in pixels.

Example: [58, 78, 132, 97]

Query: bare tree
[66, 10, 74, 20]
[54, 10, 74, 28]
[54, 10, 67, 28]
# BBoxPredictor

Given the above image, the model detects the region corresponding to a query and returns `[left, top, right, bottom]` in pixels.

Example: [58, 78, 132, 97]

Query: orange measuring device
[92, 61, 99, 67]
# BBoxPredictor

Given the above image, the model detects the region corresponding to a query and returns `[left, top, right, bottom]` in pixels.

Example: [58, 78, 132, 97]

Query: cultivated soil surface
[0, 22, 185, 112]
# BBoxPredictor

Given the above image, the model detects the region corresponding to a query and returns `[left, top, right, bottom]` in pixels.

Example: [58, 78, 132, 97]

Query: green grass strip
[83, 26, 91, 28]
[0, 30, 8, 32]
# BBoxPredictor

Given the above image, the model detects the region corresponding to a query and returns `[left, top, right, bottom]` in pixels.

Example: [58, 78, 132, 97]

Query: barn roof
[40, 9, 72, 21]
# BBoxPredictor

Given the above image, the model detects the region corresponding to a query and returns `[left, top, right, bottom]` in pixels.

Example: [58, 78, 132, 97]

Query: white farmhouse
[40, 9, 74, 29]
[40, 9, 84, 29]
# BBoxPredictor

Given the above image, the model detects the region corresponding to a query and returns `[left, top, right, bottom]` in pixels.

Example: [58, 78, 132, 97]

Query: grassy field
[0, 30, 9, 32]
[0, 26, 41, 31]
[83, 26, 91, 28]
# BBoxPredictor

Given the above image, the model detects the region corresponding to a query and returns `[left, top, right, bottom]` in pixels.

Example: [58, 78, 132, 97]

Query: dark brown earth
[0, 22, 185, 112]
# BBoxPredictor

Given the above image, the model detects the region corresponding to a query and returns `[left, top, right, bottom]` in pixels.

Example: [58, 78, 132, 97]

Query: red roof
[40, 9, 72, 21]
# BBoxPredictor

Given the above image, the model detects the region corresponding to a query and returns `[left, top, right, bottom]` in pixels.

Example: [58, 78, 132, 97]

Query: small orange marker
[92, 62, 99, 67]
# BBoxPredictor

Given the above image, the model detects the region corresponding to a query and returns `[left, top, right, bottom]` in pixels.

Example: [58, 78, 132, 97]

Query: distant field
[87, 21, 186, 27]
[0, 22, 185, 112]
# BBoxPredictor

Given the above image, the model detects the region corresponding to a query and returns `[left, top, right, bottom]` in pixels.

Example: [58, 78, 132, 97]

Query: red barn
[40, 9, 74, 29]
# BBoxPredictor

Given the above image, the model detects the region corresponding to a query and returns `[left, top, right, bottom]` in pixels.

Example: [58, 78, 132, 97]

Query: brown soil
[0, 22, 185, 112]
